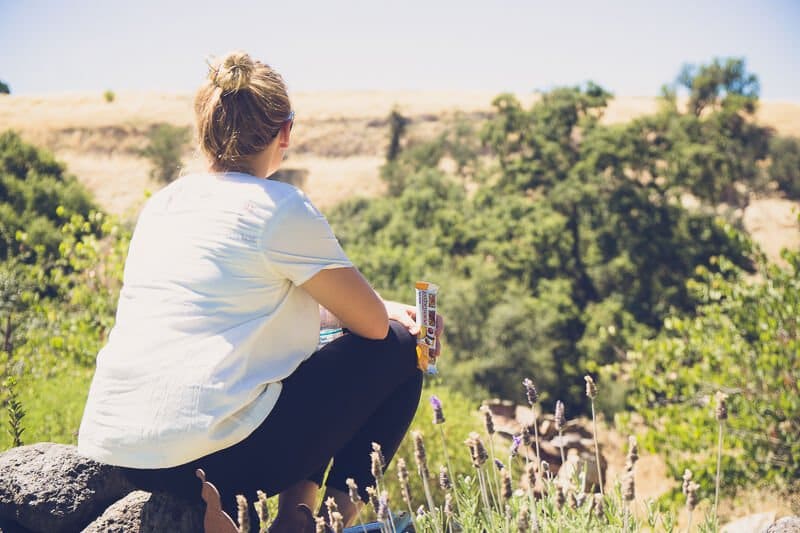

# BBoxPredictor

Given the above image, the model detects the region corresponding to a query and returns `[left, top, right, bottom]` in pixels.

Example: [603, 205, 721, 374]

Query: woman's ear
[278, 120, 291, 149]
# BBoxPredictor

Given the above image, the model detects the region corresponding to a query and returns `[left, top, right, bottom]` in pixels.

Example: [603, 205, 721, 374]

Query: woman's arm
[301, 267, 389, 340]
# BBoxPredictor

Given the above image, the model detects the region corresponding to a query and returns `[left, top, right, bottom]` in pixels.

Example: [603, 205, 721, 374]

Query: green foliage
[624, 243, 800, 496]
[0, 133, 129, 449]
[0, 131, 96, 266]
[330, 60, 763, 410]
[3, 376, 25, 447]
[0, 81, 9, 95]
[768, 135, 800, 199]
[140, 123, 191, 183]
[103, 90, 115, 103]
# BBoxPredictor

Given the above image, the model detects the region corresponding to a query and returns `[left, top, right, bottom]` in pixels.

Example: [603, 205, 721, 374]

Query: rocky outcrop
[81, 491, 203, 533]
[0, 443, 204, 533]
[0, 443, 133, 532]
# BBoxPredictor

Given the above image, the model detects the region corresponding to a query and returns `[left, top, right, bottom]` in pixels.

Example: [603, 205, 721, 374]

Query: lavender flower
[584, 375, 597, 399]
[593, 493, 605, 520]
[430, 395, 445, 425]
[494, 458, 506, 471]
[325, 496, 339, 526]
[330, 511, 344, 533]
[480, 405, 495, 435]
[254, 490, 269, 529]
[366, 486, 380, 513]
[501, 468, 513, 501]
[370, 451, 383, 483]
[444, 493, 454, 518]
[510, 434, 522, 458]
[439, 465, 452, 491]
[554, 401, 566, 431]
[715, 391, 728, 421]
[377, 491, 390, 522]
[682, 469, 693, 496]
[412, 430, 430, 479]
[523, 378, 539, 406]
[397, 458, 411, 507]
[517, 504, 530, 532]
[371, 442, 386, 470]
[346, 478, 360, 505]
[236, 495, 249, 533]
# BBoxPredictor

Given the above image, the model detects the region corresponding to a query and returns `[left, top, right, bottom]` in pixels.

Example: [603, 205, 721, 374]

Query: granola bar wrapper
[415, 281, 439, 374]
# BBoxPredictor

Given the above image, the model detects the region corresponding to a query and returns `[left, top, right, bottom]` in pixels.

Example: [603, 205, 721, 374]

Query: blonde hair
[195, 51, 291, 173]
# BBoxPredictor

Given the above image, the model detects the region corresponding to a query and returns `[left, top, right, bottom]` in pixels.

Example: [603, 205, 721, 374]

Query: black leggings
[121, 321, 422, 522]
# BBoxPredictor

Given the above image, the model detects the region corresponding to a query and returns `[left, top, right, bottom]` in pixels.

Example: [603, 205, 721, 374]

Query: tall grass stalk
[585, 376, 604, 496]
[554, 401, 566, 467]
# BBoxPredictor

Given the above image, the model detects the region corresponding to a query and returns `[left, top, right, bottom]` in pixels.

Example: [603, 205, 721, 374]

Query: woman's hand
[383, 300, 445, 358]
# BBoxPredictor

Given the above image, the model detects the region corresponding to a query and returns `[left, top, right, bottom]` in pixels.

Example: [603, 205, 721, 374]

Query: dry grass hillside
[1, 91, 798, 257]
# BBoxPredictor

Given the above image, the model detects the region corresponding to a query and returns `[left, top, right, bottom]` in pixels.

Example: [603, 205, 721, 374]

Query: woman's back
[78, 172, 351, 468]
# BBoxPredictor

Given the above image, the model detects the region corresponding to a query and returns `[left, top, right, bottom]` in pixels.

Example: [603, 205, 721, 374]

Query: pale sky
[1, 0, 799, 100]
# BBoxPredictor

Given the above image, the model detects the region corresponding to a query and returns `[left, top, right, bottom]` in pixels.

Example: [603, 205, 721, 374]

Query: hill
[1, 91, 798, 257]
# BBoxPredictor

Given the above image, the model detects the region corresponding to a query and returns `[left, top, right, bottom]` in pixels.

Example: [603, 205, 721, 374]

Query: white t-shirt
[78, 172, 352, 468]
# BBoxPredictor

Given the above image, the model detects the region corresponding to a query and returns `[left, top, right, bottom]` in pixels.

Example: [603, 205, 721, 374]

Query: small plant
[3, 377, 25, 447]
[103, 90, 115, 103]
[140, 123, 191, 183]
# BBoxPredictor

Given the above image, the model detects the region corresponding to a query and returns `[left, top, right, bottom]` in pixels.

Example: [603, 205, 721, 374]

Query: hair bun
[211, 51, 255, 92]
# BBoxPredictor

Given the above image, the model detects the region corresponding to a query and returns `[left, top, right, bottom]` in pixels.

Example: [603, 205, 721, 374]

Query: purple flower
[430, 395, 445, 424]
[510, 434, 522, 457]
[494, 458, 505, 471]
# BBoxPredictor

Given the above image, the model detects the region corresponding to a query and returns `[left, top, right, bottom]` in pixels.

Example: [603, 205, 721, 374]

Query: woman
[77, 51, 442, 532]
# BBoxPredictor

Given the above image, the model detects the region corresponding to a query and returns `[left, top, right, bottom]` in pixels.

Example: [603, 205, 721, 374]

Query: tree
[0, 131, 96, 266]
[140, 124, 191, 183]
[768, 135, 800, 199]
[386, 108, 409, 162]
[0, 81, 9, 95]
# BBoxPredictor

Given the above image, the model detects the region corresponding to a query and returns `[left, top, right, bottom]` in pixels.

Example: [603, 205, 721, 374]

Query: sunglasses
[285, 110, 295, 131]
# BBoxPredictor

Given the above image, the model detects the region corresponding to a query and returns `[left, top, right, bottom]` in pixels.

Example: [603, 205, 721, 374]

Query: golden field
[1, 91, 798, 258]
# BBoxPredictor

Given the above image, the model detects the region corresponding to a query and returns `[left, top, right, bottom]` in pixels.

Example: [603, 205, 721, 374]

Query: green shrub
[103, 90, 115, 103]
[768, 135, 800, 199]
[623, 241, 800, 496]
[140, 123, 191, 183]
[0, 81, 9, 95]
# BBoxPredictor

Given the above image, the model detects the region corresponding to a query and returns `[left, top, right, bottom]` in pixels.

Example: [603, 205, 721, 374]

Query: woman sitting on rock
[77, 50, 442, 532]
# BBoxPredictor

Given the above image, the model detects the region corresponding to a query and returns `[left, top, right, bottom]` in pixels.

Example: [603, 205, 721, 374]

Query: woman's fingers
[385, 301, 419, 335]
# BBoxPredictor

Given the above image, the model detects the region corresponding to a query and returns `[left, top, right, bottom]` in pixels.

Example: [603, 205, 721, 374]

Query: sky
[1, 0, 799, 100]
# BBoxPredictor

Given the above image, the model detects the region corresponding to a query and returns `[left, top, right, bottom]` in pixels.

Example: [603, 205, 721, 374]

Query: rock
[765, 516, 800, 533]
[81, 490, 204, 533]
[722, 512, 775, 533]
[0, 443, 134, 533]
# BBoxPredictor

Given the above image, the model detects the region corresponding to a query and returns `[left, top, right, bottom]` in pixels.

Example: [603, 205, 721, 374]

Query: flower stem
[714, 420, 724, 520]
[590, 399, 604, 495]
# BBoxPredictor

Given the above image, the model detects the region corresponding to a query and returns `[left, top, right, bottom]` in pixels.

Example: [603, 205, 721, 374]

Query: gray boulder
[766, 517, 800, 533]
[81, 490, 203, 533]
[0, 443, 134, 533]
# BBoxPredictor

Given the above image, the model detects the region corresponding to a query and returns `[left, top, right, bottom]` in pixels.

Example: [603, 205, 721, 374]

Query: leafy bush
[103, 90, 115, 103]
[330, 59, 764, 411]
[768, 135, 800, 199]
[140, 123, 191, 183]
[0, 131, 96, 267]
[0, 81, 9, 95]
[623, 240, 800, 496]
